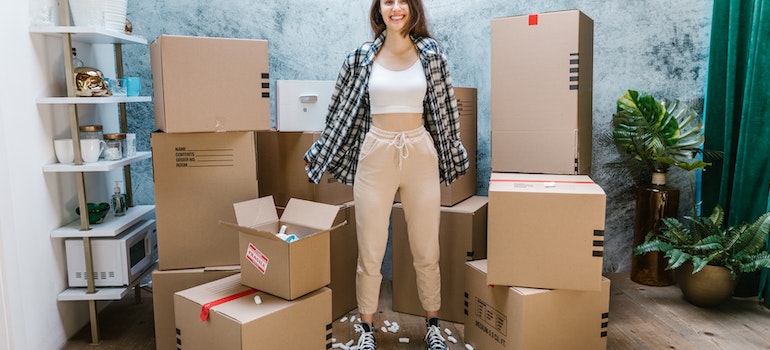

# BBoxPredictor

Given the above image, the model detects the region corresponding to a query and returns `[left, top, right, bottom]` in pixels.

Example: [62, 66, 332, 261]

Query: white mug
[53, 139, 74, 163]
[80, 139, 106, 163]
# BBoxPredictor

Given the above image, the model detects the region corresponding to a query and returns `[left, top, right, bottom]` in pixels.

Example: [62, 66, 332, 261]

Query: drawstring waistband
[368, 125, 426, 170]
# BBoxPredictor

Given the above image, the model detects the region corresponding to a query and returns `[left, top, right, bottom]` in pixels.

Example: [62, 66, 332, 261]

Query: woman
[304, 0, 468, 348]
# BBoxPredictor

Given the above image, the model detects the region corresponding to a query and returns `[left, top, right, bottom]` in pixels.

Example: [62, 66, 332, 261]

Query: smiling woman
[302, 1, 468, 349]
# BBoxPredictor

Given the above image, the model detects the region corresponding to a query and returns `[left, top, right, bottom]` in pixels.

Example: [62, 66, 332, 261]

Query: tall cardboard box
[257, 131, 353, 207]
[150, 35, 271, 133]
[276, 80, 335, 132]
[464, 260, 610, 350]
[152, 266, 240, 350]
[152, 131, 258, 270]
[220, 196, 341, 300]
[329, 202, 358, 320]
[487, 173, 605, 291]
[395, 86, 478, 206]
[391, 196, 488, 323]
[174, 274, 332, 350]
[491, 10, 593, 174]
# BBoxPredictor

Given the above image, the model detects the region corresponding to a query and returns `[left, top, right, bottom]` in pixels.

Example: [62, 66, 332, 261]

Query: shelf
[43, 151, 151, 173]
[57, 261, 157, 301]
[51, 205, 155, 238]
[37, 96, 152, 104]
[30, 26, 148, 45]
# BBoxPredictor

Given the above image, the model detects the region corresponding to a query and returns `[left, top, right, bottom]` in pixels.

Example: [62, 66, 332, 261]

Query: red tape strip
[199, 288, 259, 322]
[490, 179, 595, 185]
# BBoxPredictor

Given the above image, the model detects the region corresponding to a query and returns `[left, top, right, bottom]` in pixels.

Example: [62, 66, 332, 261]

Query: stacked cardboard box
[391, 196, 488, 323]
[490, 10, 593, 175]
[174, 274, 332, 350]
[149, 37, 347, 349]
[464, 10, 610, 350]
[390, 87, 484, 323]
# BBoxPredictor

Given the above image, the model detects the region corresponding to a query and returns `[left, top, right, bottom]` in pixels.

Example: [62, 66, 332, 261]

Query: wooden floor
[61, 273, 770, 350]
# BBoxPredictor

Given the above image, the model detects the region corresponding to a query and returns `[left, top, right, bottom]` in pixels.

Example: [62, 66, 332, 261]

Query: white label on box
[245, 243, 269, 274]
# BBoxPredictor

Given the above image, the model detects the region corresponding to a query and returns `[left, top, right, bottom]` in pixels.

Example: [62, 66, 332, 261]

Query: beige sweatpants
[353, 125, 441, 315]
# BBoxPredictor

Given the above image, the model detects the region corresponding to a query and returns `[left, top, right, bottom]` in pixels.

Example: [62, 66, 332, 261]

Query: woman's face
[379, 0, 410, 34]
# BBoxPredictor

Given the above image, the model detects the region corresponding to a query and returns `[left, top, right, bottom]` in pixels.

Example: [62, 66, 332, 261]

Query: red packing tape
[528, 14, 538, 25]
[489, 179, 595, 185]
[199, 288, 258, 322]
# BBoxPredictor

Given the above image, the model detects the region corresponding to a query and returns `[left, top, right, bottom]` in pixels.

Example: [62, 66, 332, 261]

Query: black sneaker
[354, 322, 376, 350]
[425, 323, 448, 350]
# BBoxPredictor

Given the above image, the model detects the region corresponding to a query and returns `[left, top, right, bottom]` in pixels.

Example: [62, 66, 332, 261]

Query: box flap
[280, 198, 340, 230]
[220, 220, 285, 242]
[233, 196, 278, 227]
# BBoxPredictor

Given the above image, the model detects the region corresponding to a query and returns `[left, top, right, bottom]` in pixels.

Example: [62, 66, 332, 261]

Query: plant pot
[675, 262, 738, 307]
[631, 172, 680, 286]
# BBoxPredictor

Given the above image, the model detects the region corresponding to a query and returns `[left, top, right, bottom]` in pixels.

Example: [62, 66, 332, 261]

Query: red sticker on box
[245, 243, 269, 274]
[528, 14, 538, 25]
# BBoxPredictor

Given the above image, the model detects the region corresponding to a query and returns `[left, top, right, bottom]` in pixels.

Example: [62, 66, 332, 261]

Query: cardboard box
[152, 266, 240, 350]
[152, 131, 258, 270]
[464, 260, 610, 350]
[276, 80, 335, 132]
[174, 274, 332, 350]
[329, 202, 358, 320]
[220, 196, 341, 300]
[491, 10, 593, 174]
[257, 131, 353, 207]
[391, 196, 488, 323]
[487, 173, 605, 291]
[395, 86, 478, 206]
[150, 35, 270, 133]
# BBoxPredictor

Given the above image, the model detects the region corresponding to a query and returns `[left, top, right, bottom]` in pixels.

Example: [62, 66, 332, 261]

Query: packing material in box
[395, 86, 478, 206]
[491, 10, 593, 174]
[220, 195, 342, 300]
[464, 260, 610, 350]
[152, 266, 240, 350]
[150, 35, 270, 133]
[257, 131, 353, 207]
[152, 131, 259, 270]
[487, 173, 605, 291]
[391, 195, 488, 323]
[329, 202, 358, 320]
[276, 80, 335, 132]
[174, 274, 332, 350]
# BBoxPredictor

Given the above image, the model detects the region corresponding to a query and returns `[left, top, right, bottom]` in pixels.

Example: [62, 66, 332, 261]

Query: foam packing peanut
[465, 344, 475, 350]
[398, 338, 410, 343]
[447, 335, 458, 343]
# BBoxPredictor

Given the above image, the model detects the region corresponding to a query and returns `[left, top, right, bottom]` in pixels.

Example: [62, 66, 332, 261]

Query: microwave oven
[65, 219, 155, 287]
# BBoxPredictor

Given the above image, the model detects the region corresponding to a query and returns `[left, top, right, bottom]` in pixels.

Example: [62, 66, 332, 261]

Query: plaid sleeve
[438, 51, 470, 179]
[303, 53, 355, 184]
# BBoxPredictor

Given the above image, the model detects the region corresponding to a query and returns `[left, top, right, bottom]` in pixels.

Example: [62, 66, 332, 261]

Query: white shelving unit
[32, 1, 155, 345]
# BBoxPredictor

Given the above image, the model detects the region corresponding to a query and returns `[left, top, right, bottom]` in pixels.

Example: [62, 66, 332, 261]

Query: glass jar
[102, 133, 126, 161]
[79, 124, 103, 140]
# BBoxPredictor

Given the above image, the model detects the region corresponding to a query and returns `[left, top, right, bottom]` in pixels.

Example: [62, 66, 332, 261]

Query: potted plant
[633, 205, 770, 307]
[611, 89, 709, 286]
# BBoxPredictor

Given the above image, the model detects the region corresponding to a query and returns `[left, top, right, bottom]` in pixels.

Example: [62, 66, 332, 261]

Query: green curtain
[701, 0, 770, 301]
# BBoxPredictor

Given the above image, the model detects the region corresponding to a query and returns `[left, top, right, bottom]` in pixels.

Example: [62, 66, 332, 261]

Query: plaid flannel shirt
[304, 30, 469, 186]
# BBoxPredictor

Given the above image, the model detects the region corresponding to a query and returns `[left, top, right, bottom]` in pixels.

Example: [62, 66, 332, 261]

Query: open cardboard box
[219, 195, 344, 300]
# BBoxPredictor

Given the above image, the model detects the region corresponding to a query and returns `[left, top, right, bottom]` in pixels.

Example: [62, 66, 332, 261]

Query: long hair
[369, 0, 432, 39]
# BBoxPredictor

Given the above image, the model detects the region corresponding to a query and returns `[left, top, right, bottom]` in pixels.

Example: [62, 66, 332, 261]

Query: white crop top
[369, 59, 427, 114]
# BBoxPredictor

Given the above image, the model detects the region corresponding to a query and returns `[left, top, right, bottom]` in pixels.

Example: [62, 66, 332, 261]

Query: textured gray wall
[122, 0, 713, 273]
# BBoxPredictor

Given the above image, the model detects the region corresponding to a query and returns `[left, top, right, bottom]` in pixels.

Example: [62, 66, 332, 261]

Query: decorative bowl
[75, 202, 110, 224]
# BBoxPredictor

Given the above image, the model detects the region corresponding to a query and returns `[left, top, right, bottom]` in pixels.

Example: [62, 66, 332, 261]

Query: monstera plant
[611, 89, 709, 183]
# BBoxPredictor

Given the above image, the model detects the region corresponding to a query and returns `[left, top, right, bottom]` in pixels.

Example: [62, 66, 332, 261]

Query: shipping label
[245, 243, 269, 274]
[474, 297, 507, 346]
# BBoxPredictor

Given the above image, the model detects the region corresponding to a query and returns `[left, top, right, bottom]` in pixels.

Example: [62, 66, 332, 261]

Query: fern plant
[634, 205, 770, 279]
